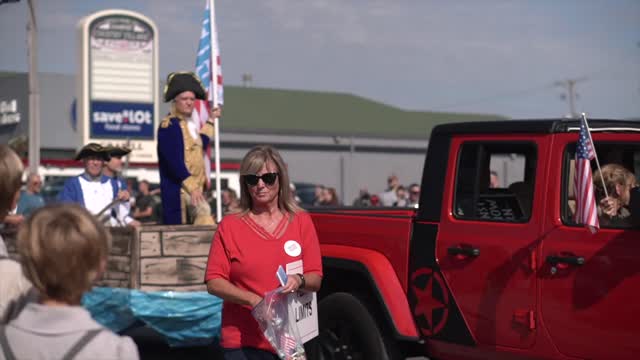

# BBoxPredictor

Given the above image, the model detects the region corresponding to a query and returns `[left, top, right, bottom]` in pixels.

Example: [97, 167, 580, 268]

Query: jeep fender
[321, 244, 420, 340]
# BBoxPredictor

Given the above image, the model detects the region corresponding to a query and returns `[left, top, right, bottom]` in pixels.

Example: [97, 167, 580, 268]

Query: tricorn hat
[75, 143, 109, 161]
[104, 145, 132, 159]
[163, 72, 206, 102]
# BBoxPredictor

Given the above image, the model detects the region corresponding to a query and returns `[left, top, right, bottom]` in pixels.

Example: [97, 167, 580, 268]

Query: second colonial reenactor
[157, 72, 219, 225]
[58, 143, 137, 227]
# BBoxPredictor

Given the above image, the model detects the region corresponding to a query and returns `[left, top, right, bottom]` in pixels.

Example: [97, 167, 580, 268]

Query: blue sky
[1, 0, 638, 119]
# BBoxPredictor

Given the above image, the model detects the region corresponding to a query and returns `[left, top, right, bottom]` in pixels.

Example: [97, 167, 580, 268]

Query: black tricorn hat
[163, 72, 206, 102]
[75, 143, 109, 161]
[104, 145, 132, 159]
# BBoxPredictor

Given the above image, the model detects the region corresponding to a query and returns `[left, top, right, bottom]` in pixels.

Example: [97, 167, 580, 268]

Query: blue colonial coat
[157, 115, 214, 225]
[57, 174, 115, 206]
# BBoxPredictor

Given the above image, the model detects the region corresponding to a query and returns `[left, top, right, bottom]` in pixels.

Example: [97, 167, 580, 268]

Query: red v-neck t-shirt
[205, 211, 323, 351]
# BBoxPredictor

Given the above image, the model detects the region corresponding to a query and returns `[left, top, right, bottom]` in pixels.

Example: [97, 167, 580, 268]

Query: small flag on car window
[574, 116, 599, 233]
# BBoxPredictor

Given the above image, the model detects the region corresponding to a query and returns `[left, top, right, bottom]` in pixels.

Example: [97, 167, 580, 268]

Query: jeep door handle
[447, 246, 480, 257]
[546, 255, 585, 266]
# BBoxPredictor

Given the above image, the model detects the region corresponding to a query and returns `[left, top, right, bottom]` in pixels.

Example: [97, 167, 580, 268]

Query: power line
[554, 77, 588, 118]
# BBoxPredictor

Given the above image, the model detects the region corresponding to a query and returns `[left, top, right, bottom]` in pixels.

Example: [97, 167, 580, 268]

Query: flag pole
[210, 0, 222, 222]
[582, 113, 608, 199]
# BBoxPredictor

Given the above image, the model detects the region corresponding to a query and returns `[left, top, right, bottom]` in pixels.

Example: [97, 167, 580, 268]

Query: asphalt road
[126, 326, 430, 360]
[124, 326, 223, 360]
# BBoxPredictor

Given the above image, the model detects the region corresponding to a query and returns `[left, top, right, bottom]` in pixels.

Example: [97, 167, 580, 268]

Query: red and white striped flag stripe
[574, 118, 599, 233]
[280, 333, 298, 358]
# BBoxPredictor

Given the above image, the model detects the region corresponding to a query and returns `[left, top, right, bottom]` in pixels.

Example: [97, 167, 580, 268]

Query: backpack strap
[0, 326, 17, 360]
[61, 329, 102, 360]
[1, 287, 39, 324]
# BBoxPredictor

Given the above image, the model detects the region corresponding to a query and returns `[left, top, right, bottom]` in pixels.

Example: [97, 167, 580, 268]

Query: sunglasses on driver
[243, 172, 279, 186]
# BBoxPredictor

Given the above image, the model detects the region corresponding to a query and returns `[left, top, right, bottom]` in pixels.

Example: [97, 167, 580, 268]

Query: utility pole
[241, 73, 253, 87]
[554, 77, 587, 118]
[27, 0, 40, 173]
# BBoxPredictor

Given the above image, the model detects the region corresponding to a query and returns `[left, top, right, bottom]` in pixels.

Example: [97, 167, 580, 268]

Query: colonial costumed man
[157, 72, 219, 225]
[57, 143, 137, 227]
[103, 145, 132, 193]
[103, 145, 140, 227]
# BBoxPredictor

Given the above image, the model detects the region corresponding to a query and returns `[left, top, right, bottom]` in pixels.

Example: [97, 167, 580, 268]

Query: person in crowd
[221, 188, 240, 215]
[379, 174, 399, 206]
[312, 185, 325, 206]
[289, 182, 301, 205]
[321, 187, 340, 206]
[16, 173, 45, 218]
[57, 143, 138, 227]
[1, 211, 24, 229]
[407, 183, 420, 208]
[157, 71, 220, 225]
[352, 188, 373, 207]
[205, 145, 322, 359]
[593, 163, 637, 227]
[489, 170, 500, 188]
[394, 185, 408, 207]
[132, 180, 157, 224]
[0, 145, 32, 322]
[126, 178, 138, 199]
[0, 204, 139, 359]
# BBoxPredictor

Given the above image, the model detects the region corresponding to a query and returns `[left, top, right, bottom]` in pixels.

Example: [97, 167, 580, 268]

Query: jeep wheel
[313, 292, 389, 360]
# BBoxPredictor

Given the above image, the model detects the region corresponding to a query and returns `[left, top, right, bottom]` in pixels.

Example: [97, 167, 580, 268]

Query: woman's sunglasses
[243, 172, 279, 186]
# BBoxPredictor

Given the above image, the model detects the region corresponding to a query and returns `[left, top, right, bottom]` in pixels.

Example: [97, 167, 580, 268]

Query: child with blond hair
[0, 145, 32, 323]
[0, 204, 139, 359]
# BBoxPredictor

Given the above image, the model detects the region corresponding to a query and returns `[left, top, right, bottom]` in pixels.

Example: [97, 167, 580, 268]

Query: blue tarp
[82, 287, 223, 347]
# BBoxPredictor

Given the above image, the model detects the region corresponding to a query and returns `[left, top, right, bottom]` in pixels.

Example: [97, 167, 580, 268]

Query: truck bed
[309, 208, 415, 292]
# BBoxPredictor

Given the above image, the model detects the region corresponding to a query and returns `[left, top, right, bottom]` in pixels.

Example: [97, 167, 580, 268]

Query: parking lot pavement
[126, 326, 430, 360]
[124, 326, 223, 360]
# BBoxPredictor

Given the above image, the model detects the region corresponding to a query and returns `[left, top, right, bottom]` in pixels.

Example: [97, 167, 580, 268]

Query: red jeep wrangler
[309, 119, 640, 360]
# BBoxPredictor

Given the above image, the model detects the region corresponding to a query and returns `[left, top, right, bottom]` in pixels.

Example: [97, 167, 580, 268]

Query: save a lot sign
[78, 10, 159, 162]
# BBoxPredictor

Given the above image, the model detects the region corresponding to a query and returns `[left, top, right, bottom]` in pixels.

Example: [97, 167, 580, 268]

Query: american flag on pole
[194, 0, 223, 187]
[574, 118, 599, 233]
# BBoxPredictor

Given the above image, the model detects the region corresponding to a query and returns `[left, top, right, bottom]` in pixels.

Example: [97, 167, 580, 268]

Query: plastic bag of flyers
[252, 287, 306, 360]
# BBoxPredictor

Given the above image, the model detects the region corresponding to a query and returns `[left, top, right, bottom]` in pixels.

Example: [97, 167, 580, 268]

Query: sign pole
[27, 0, 40, 174]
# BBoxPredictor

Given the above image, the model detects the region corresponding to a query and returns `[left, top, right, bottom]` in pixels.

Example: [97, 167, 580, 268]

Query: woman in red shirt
[205, 145, 323, 359]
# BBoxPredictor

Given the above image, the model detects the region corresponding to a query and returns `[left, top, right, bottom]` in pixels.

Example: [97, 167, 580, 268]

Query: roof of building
[1, 71, 507, 140]
[220, 86, 507, 139]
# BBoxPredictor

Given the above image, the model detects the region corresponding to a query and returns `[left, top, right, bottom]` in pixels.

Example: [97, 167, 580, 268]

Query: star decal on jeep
[411, 267, 450, 336]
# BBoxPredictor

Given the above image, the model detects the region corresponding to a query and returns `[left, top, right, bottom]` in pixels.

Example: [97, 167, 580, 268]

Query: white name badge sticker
[286, 260, 318, 343]
[284, 240, 302, 257]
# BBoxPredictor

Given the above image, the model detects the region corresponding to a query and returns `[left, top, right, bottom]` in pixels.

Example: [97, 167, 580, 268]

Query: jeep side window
[562, 142, 640, 229]
[453, 142, 537, 223]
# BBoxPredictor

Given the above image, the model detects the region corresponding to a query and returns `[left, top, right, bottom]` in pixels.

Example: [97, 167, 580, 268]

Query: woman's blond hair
[17, 204, 111, 304]
[238, 145, 302, 217]
[0, 145, 24, 220]
[594, 163, 636, 200]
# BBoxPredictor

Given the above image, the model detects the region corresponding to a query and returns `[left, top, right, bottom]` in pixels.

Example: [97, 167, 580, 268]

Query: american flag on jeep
[574, 117, 599, 233]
